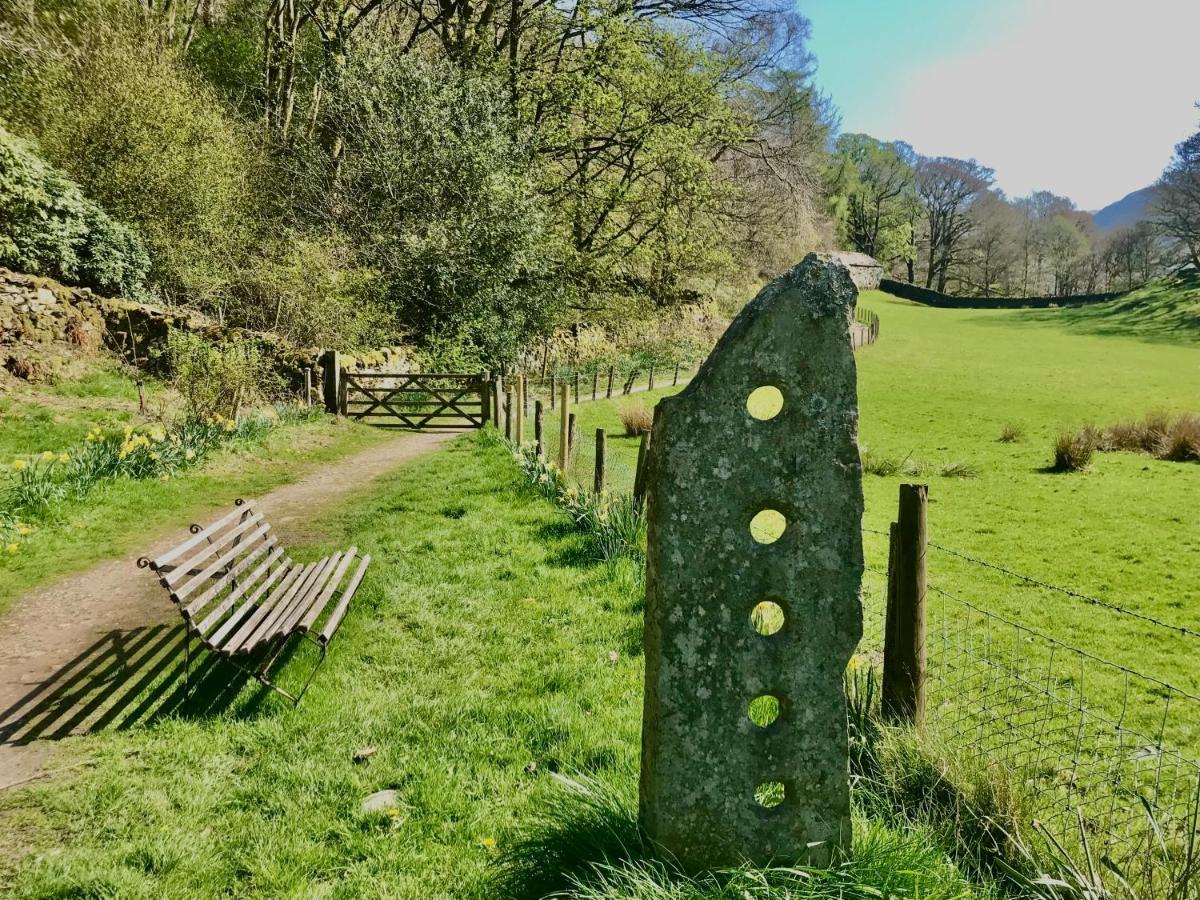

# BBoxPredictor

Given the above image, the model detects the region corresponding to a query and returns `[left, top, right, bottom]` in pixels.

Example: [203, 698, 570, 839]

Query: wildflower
[185, 449, 195, 461]
[11, 459, 27, 471]
[16, 524, 32, 536]
[41, 450, 55, 461]
[5, 543, 17, 555]
[58, 453, 69, 464]
[224, 420, 235, 432]
[481, 837, 496, 849]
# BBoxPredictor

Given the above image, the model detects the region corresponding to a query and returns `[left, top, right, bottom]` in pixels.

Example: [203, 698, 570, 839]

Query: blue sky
[803, 0, 1200, 210]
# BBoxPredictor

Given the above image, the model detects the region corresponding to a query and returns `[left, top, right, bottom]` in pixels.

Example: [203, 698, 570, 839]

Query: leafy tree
[827, 133, 914, 262]
[1154, 116, 1200, 271]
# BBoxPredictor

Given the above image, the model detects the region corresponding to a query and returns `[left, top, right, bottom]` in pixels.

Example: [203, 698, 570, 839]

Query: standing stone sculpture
[639, 253, 864, 869]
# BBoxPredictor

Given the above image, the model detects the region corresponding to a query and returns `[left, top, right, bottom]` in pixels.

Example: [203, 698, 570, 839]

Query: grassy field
[0, 435, 990, 898]
[0, 363, 389, 612]
[561, 288, 1200, 744]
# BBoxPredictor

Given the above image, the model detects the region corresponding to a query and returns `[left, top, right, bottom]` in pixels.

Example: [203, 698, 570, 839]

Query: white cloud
[880, 0, 1200, 209]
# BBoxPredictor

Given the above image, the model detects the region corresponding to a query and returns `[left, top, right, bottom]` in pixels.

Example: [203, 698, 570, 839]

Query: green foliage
[298, 51, 563, 362]
[0, 125, 149, 296]
[166, 330, 279, 421]
[4, 8, 262, 308]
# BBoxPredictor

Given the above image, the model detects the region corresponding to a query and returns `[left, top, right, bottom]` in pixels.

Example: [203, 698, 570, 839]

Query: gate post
[337, 368, 348, 416]
[479, 370, 491, 426]
[321, 350, 340, 414]
[639, 253, 864, 869]
[535, 401, 545, 459]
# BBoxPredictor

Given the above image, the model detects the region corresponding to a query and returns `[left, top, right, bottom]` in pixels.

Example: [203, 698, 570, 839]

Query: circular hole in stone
[746, 386, 784, 421]
[750, 509, 787, 544]
[748, 694, 781, 728]
[750, 600, 785, 636]
[755, 781, 786, 809]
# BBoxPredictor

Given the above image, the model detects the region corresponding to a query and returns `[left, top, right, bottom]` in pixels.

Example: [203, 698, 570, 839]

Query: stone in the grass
[639, 252, 865, 869]
[361, 789, 399, 814]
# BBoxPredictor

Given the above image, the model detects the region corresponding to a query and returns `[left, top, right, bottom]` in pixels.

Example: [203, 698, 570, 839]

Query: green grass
[1009, 273, 1200, 344]
[0, 435, 989, 898]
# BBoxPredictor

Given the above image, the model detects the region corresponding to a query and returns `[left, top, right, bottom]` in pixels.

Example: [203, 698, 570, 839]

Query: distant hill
[1092, 185, 1159, 233]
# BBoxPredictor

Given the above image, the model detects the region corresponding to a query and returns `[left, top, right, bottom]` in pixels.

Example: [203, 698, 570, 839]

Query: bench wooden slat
[183, 540, 276, 620]
[218, 561, 309, 654]
[203, 554, 294, 650]
[318, 554, 371, 645]
[171, 522, 273, 602]
[232, 557, 332, 655]
[193, 546, 286, 637]
[162, 512, 266, 588]
[150, 502, 257, 570]
[269, 552, 344, 641]
[297, 548, 358, 634]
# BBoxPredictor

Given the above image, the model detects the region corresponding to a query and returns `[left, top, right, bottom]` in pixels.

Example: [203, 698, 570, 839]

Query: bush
[0, 125, 149, 296]
[166, 330, 278, 421]
[1052, 428, 1097, 472]
[7, 11, 261, 308]
[618, 403, 654, 437]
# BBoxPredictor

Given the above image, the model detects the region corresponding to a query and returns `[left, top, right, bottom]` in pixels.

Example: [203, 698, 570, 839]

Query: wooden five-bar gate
[337, 369, 488, 430]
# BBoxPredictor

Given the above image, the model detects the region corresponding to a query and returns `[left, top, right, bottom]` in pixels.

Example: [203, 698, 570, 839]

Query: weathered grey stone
[639, 252, 864, 870]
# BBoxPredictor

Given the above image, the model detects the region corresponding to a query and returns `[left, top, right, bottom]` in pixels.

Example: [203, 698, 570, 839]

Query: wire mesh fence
[858, 544, 1200, 883]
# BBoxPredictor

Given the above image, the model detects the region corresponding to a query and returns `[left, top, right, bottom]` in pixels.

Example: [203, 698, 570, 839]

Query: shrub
[0, 125, 149, 296]
[9, 12, 261, 308]
[1104, 411, 1171, 453]
[166, 330, 277, 421]
[618, 403, 654, 437]
[1052, 428, 1097, 472]
[997, 423, 1024, 443]
[1160, 414, 1200, 462]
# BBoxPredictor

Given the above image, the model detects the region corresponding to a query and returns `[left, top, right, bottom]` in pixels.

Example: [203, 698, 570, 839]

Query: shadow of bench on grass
[0, 623, 287, 746]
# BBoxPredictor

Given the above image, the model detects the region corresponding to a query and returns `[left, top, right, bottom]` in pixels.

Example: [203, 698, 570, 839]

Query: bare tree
[915, 156, 993, 292]
[1154, 119, 1200, 271]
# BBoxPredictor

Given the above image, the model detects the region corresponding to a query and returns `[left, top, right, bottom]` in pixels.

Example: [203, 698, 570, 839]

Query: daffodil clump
[503, 434, 646, 564]
[1, 407, 303, 557]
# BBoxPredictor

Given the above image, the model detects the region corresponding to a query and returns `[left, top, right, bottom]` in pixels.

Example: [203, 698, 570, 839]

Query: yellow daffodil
[11, 459, 27, 471]
[58, 453, 69, 464]
[41, 450, 55, 461]
[5, 543, 17, 555]
[481, 837, 496, 849]
[16, 524, 32, 536]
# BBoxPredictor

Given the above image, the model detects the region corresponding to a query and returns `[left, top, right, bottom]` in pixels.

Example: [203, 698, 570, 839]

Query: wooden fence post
[303, 368, 313, 408]
[535, 401, 545, 459]
[504, 391, 514, 441]
[594, 428, 607, 493]
[338, 368, 348, 416]
[574, 373, 580, 405]
[633, 431, 651, 509]
[495, 374, 506, 432]
[321, 349, 340, 414]
[607, 366, 615, 399]
[478, 369, 490, 426]
[550, 374, 557, 410]
[649, 365, 655, 391]
[568, 412, 577, 458]
[558, 383, 571, 472]
[592, 371, 599, 401]
[882, 483, 928, 726]
[673, 363, 680, 386]
[515, 378, 525, 445]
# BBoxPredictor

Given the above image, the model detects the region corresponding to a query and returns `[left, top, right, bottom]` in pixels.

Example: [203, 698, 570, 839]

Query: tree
[1154, 116, 1200, 271]
[915, 157, 993, 292]
[827, 134, 914, 262]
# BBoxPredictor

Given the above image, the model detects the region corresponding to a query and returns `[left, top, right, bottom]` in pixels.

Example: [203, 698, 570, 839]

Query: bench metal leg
[252, 633, 327, 707]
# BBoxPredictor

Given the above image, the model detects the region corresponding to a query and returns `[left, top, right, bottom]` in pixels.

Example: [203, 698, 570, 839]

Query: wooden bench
[138, 499, 370, 704]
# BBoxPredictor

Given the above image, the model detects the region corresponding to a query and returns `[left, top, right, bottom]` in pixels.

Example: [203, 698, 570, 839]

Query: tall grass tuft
[1052, 428, 1097, 472]
[998, 423, 1025, 443]
[617, 402, 654, 437]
